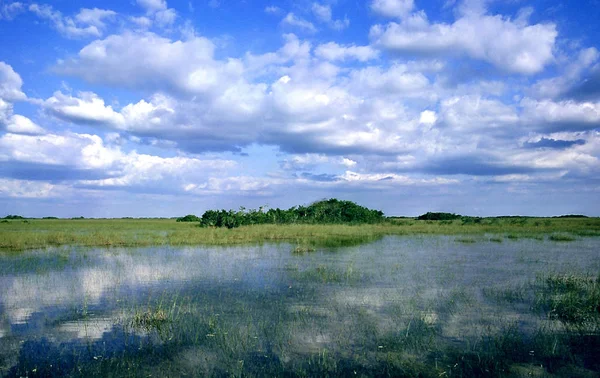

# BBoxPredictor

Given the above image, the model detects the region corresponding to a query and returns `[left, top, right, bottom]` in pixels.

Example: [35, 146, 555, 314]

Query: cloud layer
[0, 0, 598, 216]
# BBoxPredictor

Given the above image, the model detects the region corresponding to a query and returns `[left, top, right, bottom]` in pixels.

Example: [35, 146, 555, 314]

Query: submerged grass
[1, 217, 599, 252]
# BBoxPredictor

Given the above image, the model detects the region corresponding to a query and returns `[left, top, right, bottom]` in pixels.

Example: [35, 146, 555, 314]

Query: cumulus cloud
[74, 8, 116, 28]
[315, 42, 379, 62]
[439, 95, 519, 131]
[371, 0, 415, 19]
[55, 32, 246, 97]
[370, 9, 557, 74]
[520, 98, 600, 132]
[136, 0, 167, 13]
[281, 13, 317, 33]
[312, 3, 349, 30]
[28, 3, 107, 38]
[0, 2, 25, 20]
[529, 47, 600, 100]
[0, 131, 240, 195]
[0, 178, 59, 198]
[5, 115, 45, 135]
[0, 62, 26, 101]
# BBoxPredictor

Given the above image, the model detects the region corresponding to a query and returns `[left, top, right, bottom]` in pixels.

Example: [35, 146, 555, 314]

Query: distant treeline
[181, 199, 385, 228]
[417, 212, 462, 221]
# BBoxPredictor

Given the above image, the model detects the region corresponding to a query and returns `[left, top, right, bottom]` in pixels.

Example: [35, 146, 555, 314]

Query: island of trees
[177, 199, 385, 228]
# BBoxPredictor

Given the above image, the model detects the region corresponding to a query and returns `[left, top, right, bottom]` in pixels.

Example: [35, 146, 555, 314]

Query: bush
[176, 214, 201, 222]
[417, 212, 462, 221]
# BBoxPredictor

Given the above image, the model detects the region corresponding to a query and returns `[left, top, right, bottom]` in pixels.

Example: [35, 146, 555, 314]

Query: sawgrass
[0, 217, 598, 252]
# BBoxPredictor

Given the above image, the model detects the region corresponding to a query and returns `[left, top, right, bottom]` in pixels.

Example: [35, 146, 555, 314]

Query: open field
[1, 217, 600, 251]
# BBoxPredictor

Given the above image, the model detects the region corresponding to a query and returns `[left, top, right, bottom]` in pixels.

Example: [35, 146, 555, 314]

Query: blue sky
[0, 0, 599, 217]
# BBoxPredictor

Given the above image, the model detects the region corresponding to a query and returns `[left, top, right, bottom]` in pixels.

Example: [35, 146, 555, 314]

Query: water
[0, 235, 599, 376]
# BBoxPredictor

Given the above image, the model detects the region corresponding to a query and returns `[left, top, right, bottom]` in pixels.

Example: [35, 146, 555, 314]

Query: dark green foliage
[175, 214, 201, 222]
[199, 199, 385, 228]
[42, 217, 59, 219]
[3, 215, 25, 219]
[417, 212, 462, 221]
[554, 214, 588, 218]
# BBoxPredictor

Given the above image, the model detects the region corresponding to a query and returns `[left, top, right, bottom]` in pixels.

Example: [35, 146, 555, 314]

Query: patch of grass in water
[549, 234, 576, 242]
[131, 308, 170, 333]
[489, 237, 503, 243]
[292, 245, 316, 254]
[455, 237, 476, 244]
[534, 273, 600, 332]
[292, 263, 362, 284]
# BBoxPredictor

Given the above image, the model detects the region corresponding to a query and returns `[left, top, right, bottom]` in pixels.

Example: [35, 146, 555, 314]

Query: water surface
[1, 235, 598, 376]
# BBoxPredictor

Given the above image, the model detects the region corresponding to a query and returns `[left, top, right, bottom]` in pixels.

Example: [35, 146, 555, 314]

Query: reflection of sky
[0, 244, 290, 334]
[0, 236, 599, 349]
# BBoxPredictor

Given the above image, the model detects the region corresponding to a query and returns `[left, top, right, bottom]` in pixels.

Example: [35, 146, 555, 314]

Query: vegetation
[3, 214, 25, 219]
[417, 212, 462, 220]
[0, 215, 599, 251]
[175, 214, 201, 222]
[199, 199, 385, 228]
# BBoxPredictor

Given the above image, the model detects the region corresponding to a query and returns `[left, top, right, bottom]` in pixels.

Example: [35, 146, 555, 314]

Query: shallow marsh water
[0, 235, 599, 377]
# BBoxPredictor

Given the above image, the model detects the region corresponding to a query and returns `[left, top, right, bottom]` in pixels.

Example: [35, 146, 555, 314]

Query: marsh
[1, 235, 599, 376]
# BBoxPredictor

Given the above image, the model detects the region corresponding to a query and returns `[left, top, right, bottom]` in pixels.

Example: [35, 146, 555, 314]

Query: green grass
[549, 233, 577, 242]
[0, 217, 599, 252]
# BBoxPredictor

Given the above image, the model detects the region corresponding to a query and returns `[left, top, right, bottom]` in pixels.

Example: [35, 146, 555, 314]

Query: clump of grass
[293, 263, 361, 283]
[292, 245, 316, 254]
[549, 234, 576, 242]
[535, 273, 600, 331]
[131, 308, 169, 333]
[489, 237, 503, 243]
[455, 237, 476, 244]
[507, 234, 520, 240]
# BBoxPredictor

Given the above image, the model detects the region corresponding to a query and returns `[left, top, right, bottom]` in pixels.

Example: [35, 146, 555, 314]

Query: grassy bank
[1, 217, 599, 251]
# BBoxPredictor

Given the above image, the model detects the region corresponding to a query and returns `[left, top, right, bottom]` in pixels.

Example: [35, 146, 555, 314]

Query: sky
[0, 0, 599, 218]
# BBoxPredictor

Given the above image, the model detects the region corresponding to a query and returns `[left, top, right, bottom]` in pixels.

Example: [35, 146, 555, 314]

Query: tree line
[177, 199, 385, 228]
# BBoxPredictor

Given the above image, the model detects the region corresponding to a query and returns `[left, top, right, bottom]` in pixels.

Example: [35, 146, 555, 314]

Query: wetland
[1, 232, 599, 377]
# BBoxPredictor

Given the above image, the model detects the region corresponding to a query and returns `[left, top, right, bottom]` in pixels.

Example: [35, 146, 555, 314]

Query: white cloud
[56, 32, 242, 96]
[281, 13, 317, 33]
[264, 6, 281, 14]
[0, 178, 58, 198]
[74, 8, 116, 28]
[44, 91, 124, 126]
[155, 8, 177, 26]
[315, 42, 379, 62]
[5, 115, 45, 135]
[371, 0, 414, 19]
[0, 131, 240, 194]
[130, 16, 152, 28]
[370, 10, 557, 74]
[440, 95, 519, 130]
[419, 110, 437, 125]
[529, 47, 599, 99]
[520, 98, 600, 131]
[28, 3, 102, 38]
[0, 61, 26, 101]
[347, 64, 431, 97]
[312, 3, 349, 30]
[0, 2, 25, 20]
[136, 0, 167, 13]
[339, 171, 457, 186]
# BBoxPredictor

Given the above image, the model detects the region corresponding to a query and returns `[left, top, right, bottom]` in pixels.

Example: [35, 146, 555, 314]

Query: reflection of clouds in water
[0, 245, 284, 325]
[58, 317, 116, 340]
